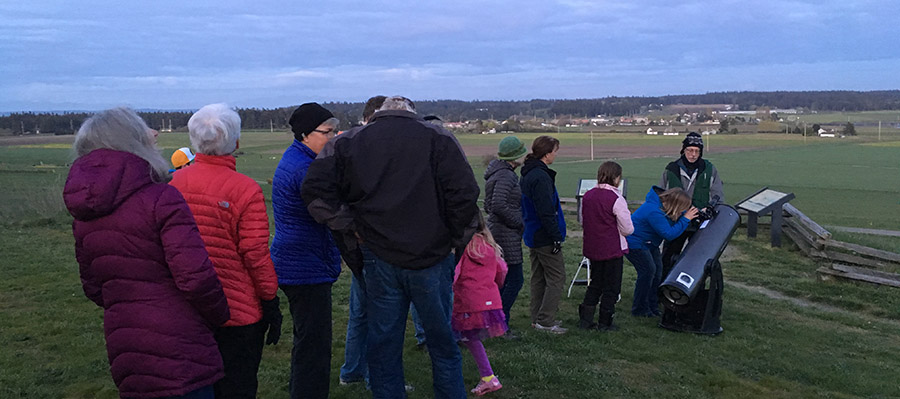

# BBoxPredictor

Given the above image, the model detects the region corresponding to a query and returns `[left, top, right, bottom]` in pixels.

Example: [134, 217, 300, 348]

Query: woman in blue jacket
[626, 187, 698, 317]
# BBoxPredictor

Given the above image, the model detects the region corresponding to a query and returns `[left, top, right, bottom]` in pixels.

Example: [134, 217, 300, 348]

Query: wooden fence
[779, 203, 900, 287]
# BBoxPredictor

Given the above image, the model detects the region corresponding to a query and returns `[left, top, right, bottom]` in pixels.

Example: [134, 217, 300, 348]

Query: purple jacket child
[64, 149, 230, 398]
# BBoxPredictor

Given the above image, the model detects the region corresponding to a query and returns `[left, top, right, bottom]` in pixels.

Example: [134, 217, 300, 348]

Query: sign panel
[736, 189, 792, 214]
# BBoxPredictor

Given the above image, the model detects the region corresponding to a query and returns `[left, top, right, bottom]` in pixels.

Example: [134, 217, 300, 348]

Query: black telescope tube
[659, 204, 740, 306]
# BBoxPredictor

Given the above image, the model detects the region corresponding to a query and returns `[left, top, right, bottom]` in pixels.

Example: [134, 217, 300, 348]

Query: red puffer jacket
[171, 153, 278, 326]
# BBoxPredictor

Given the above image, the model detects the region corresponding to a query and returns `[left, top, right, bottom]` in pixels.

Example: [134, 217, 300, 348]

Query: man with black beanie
[658, 131, 724, 274]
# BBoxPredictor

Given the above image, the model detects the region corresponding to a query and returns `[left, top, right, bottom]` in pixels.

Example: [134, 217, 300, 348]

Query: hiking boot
[578, 304, 597, 330]
[534, 322, 568, 334]
[597, 310, 619, 331]
[471, 376, 502, 396]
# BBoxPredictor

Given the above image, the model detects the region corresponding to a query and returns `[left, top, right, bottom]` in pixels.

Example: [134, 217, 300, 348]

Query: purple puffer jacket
[64, 149, 230, 398]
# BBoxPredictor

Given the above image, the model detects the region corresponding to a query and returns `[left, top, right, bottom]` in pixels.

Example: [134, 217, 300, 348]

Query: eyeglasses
[312, 128, 336, 136]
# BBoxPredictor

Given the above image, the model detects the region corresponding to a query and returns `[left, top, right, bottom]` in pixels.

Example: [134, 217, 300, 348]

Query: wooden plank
[783, 203, 832, 240]
[825, 225, 900, 238]
[783, 224, 812, 256]
[822, 239, 900, 265]
[817, 265, 900, 288]
[809, 249, 893, 270]
[832, 263, 900, 280]
[784, 217, 825, 250]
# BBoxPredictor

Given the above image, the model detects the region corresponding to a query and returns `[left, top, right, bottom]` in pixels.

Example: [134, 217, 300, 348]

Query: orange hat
[171, 147, 195, 169]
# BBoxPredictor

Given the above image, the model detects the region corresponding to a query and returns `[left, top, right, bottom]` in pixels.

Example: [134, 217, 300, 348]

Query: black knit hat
[681, 132, 704, 156]
[289, 103, 334, 141]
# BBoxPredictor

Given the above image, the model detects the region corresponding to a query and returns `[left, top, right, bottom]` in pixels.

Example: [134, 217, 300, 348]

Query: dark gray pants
[529, 245, 565, 326]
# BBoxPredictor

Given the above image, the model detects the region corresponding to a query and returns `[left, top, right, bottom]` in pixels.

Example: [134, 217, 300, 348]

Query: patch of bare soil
[0, 135, 75, 147]
[462, 144, 765, 160]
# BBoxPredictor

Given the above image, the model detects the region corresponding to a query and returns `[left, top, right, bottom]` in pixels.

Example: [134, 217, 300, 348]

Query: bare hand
[684, 207, 700, 220]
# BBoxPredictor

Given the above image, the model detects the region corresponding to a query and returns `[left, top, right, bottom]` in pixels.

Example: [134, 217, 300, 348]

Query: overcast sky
[2, 0, 898, 111]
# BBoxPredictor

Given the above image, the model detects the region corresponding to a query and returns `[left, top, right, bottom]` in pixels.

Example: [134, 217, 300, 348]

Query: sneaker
[339, 378, 362, 386]
[471, 376, 502, 396]
[501, 329, 521, 340]
[533, 322, 568, 334]
[530, 319, 562, 328]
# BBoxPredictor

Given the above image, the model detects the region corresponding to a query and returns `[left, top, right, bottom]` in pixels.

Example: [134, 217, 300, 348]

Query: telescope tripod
[658, 259, 724, 335]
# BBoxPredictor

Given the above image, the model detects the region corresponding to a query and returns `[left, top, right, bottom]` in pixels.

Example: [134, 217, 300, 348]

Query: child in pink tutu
[452, 214, 509, 396]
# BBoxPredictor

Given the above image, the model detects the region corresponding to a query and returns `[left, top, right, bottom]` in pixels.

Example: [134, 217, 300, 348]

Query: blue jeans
[625, 246, 663, 316]
[340, 274, 369, 385]
[362, 247, 465, 399]
[410, 304, 426, 345]
[499, 262, 524, 324]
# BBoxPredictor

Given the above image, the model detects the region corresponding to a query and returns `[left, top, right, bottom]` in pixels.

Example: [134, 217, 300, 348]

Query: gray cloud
[2, 0, 899, 111]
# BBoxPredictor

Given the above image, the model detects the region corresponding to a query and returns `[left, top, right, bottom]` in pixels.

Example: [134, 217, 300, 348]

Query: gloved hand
[260, 297, 283, 345]
[552, 241, 562, 254]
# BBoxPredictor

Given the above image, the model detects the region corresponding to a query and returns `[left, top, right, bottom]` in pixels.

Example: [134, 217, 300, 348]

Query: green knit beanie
[497, 136, 527, 160]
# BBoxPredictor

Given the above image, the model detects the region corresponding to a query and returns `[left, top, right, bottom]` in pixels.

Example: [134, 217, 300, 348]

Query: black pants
[282, 283, 332, 399]
[581, 257, 623, 314]
[214, 321, 266, 399]
[662, 229, 694, 277]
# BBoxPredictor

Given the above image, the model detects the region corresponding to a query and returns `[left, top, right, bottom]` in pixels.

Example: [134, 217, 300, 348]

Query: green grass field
[2, 131, 900, 398]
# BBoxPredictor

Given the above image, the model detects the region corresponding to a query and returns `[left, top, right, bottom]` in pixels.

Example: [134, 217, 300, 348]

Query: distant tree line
[3, 90, 900, 135]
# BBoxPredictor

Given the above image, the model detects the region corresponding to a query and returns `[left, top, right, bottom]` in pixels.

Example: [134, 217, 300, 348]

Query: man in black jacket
[302, 96, 479, 399]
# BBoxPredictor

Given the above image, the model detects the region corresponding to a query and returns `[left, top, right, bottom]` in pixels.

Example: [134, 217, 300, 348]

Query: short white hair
[377, 96, 416, 113]
[188, 103, 241, 155]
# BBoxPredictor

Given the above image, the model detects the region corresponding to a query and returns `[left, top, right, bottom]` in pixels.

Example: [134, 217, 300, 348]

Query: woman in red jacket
[170, 103, 281, 399]
[452, 214, 508, 396]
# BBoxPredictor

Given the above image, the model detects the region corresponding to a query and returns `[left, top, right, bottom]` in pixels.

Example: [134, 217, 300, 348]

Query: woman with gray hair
[63, 107, 230, 399]
[271, 102, 342, 399]
[169, 103, 281, 399]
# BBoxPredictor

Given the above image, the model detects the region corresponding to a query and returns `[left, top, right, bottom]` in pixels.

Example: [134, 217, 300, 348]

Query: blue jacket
[271, 140, 341, 285]
[626, 187, 691, 250]
[520, 159, 566, 248]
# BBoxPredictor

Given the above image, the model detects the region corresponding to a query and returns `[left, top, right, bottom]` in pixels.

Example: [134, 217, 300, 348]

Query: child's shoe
[471, 375, 502, 396]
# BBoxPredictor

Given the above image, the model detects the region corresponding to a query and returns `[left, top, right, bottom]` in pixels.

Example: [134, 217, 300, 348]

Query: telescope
[658, 204, 740, 335]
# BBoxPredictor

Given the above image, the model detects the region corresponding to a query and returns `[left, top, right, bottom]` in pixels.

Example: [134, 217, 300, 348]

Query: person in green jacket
[658, 132, 724, 274]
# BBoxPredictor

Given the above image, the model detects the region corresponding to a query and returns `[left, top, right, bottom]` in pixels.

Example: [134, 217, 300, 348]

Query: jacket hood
[64, 149, 156, 221]
[520, 158, 546, 177]
[644, 185, 665, 207]
[484, 158, 513, 180]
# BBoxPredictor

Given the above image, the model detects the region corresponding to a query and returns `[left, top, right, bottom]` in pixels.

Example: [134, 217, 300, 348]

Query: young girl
[452, 214, 509, 396]
[578, 162, 634, 331]
[626, 187, 699, 317]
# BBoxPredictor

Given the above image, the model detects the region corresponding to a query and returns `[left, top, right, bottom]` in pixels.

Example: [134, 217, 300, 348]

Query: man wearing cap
[658, 132, 724, 273]
[483, 136, 528, 339]
[170, 147, 195, 171]
[302, 96, 479, 399]
[271, 102, 342, 399]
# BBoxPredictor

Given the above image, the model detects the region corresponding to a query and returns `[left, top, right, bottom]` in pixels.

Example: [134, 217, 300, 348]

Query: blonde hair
[465, 212, 503, 260]
[658, 188, 692, 221]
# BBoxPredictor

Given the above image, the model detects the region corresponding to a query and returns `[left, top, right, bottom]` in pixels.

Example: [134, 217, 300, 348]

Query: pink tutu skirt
[451, 309, 508, 341]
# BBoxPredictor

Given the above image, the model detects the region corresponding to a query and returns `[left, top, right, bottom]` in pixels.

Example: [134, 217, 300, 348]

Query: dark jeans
[662, 229, 694, 277]
[214, 321, 267, 399]
[529, 245, 566, 326]
[499, 262, 524, 324]
[282, 283, 333, 399]
[581, 257, 624, 314]
[625, 247, 663, 316]
[340, 274, 368, 384]
[361, 247, 465, 399]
